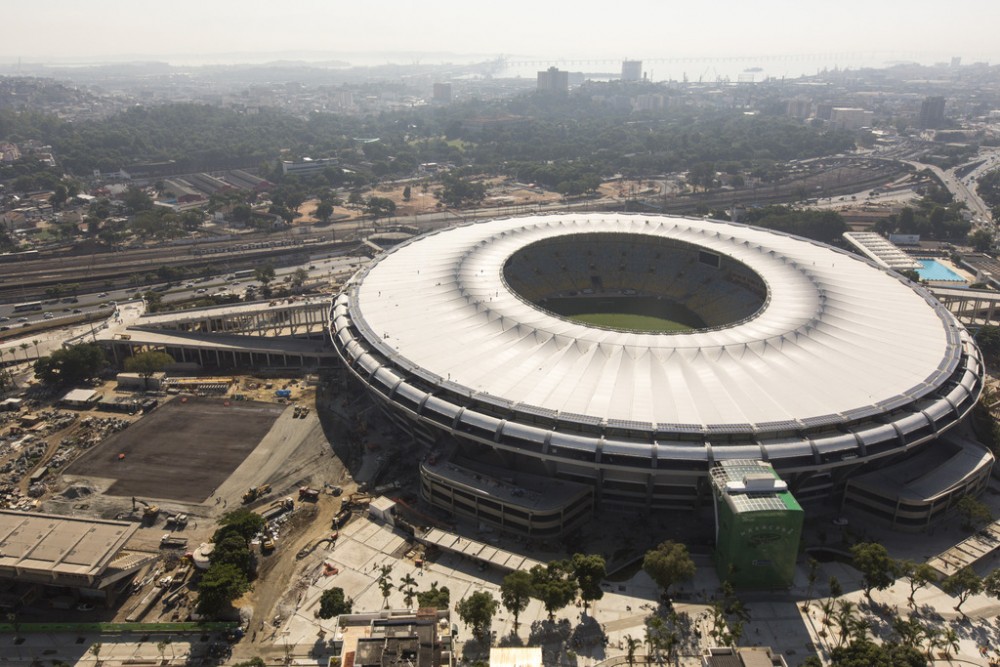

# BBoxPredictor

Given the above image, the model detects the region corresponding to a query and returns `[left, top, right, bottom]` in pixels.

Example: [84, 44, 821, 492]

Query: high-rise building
[621, 60, 642, 82]
[785, 99, 812, 119]
[432, 83, 452, 104]
[829, 107, 873, 130]
[537, 67, 569, 93]
[918, 96, 946, 129]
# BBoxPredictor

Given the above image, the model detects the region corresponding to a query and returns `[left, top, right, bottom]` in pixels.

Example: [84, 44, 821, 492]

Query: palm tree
[90, 642, 103, 666]
[400, 573, 417, 608]
[156, 640, 169, 665]
[942, 627, 960, 659]
[624, 634, 640, 667]
[891, 616, 925, 648]
[31, 340, 40, 360]
[833, 600, 857, 648]
[19, 343, 29, 362]
[377, 565, 394, 609]
[923, 625, 942, 661]
[818, 599, 836, 629]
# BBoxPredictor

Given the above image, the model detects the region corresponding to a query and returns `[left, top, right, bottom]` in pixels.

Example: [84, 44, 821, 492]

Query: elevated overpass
[931, 286, 1000, 328]
[95, 298, 336, 371]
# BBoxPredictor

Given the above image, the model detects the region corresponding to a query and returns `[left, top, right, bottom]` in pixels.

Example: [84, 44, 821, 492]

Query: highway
[905, 148, 1000, 227]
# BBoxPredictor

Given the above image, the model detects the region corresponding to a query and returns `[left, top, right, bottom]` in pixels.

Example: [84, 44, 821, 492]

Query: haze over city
[5, 0, 1000, 665]
[4, 0, 1000, 68]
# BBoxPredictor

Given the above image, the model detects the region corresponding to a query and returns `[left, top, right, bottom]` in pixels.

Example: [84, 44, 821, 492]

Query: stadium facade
[330, 214, 988, 534]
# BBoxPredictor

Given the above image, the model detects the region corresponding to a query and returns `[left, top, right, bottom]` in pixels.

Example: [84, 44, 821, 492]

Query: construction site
[0, 370, 382, 634]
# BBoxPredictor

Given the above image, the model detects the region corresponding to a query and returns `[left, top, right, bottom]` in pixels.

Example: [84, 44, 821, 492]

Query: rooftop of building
[0, 510, 139, 583]
[423, 456, 591, 512]
[710, 460, 801, 514]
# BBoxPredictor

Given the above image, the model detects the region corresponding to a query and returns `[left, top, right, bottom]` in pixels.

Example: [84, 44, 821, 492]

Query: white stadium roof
[348, 214, 962, 430]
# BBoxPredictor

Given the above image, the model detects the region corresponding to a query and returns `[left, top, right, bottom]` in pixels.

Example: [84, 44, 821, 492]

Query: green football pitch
[542, 295, 704, 333]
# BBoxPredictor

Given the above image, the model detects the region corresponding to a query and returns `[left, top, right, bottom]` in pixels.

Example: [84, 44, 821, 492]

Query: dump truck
[298, 487, 320, 502]
[160, 534, 189, 549]
[164, 514, 188, 529]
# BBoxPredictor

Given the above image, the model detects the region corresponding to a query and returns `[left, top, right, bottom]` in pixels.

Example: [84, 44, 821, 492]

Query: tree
[196, 562, 250, 617]
[941, 626, 960, 659]
[0, 367, 15, 396]
[416, 582, 450, 609]
[399, 573, 418, 608]
[231, 204, 253, 225]
[806, 557, 820, 600]
[570, 553, 606, 612]
[122, 186, 153, 213]
[254, 263, 276, 288]
[156, 640, 170, 664]
[213, 509, 266, 546]
[143, 289, 164, 313]
[437, 175, 486, 208]
[254, 263, 276, 297]
[970, 228, 993, 252]
[975, 325, 1000, 359]
[211, 533, 255, 574]
[849, 542, 897, 599]
[984, 568, 1000, 600]
[899, 560, 938, 606]
[956, 494, 993, 531]
[529, 562, 576, 620]
[941, 566, 983, 613]
[456, 591, 499, 643]
[90, 642, 103, 666]
[124, 350, 174, 389]
[365, 196, 396, 221]
[624, 634, 640, 667]
[642, 540, 696, 598]
[316, 587, 353, 619]
[500, 570, 533, 631]
[828, 576, 842, 599]
[315, 201, 334, 222]
[890, 615, 925, 648]
[377, 565, 394, 609]
[832, 599, 858, 648]
[402, 185, 411, 201]
[33, 343, 105, 386]
[646, 613, 681, 661]
[829, 639, 926, 667]
[291, 267, 309, 289]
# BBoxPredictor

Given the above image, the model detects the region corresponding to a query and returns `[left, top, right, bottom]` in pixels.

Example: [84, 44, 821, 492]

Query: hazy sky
[4, 0, 999, 65]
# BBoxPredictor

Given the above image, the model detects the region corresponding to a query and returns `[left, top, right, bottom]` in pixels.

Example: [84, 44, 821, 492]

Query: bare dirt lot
[64, 397, 284, 503]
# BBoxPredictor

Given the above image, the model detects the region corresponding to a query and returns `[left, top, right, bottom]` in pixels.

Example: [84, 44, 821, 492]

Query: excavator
[132, 497, 160, 524]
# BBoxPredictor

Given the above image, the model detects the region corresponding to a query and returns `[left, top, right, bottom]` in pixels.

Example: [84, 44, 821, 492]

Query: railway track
[0, 239, 362, 303]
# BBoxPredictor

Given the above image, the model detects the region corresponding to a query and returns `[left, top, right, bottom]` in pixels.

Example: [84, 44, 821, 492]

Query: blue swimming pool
[916, 259, 964, 282]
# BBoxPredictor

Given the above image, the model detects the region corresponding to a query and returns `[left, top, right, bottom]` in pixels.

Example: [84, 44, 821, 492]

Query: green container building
[711, 459, 803, 589]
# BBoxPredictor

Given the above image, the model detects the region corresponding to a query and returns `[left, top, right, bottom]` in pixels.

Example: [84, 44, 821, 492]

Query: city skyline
[4, 0, 999, 67]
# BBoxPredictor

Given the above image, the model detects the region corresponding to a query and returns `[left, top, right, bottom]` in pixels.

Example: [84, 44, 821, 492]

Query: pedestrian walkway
[418, 527, 545, 572]
[927, 519, 1000, 577]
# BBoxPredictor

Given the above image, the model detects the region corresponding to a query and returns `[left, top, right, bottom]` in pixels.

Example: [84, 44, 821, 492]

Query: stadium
[330, 213, 989, 534]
